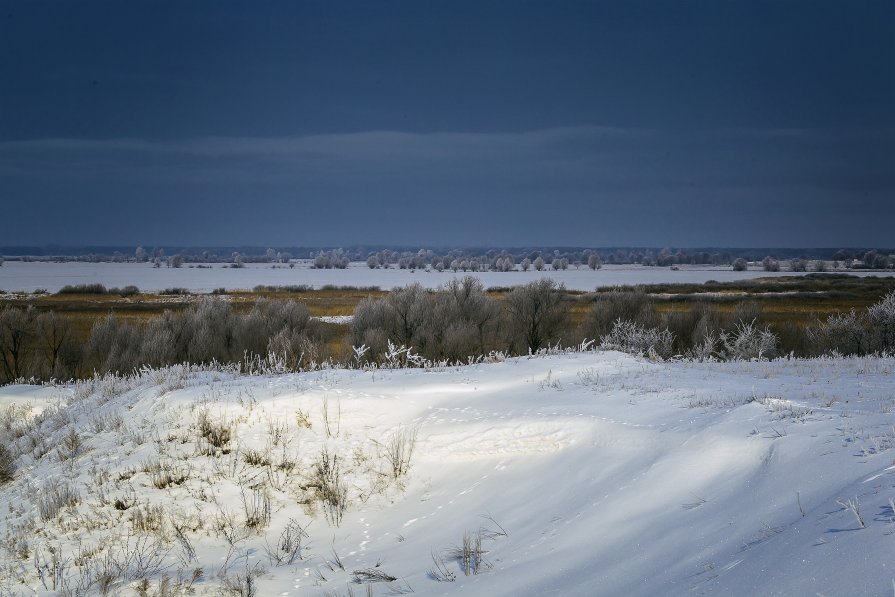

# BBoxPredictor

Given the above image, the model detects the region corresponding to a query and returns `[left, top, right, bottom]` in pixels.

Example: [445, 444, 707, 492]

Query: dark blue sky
[1, 1, 893, 247]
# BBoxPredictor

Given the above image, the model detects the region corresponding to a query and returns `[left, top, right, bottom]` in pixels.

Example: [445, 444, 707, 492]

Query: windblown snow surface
[1, 352, 894, 596]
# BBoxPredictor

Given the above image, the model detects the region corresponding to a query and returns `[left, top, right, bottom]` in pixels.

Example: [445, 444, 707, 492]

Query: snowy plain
[2, 260, 892, 294]
[1, 351, 894, 596]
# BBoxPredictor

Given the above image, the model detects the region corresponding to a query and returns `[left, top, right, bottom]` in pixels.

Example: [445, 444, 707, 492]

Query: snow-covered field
[1, 352, 894, 596]
[2, 261, 890, 293]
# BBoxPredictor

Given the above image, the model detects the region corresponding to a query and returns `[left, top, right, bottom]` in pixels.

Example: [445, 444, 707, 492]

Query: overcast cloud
[1, 1, 892, 247]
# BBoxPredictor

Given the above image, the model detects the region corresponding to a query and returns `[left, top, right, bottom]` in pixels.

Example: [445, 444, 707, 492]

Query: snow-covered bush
[808, 310, 864, 356]
[688, 332, 719, 362]
[720, 320, 778, 360]
[0, 442, 14, 484]
[600, 319, 674, 360]
[866, 290, 895, 352]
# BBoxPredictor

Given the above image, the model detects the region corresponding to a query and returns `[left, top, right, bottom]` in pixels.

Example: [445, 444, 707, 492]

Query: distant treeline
[1, 277, 894, 384]
[2, 246, 893, 270]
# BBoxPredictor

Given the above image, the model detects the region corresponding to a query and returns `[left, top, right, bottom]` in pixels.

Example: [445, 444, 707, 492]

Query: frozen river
[0, 260, 891, 294]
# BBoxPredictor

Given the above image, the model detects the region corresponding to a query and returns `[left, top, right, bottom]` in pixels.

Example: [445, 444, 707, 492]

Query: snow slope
[1, 352, 894, 596]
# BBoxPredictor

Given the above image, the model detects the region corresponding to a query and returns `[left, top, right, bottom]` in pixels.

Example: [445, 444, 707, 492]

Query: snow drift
[1, 351, 893, 596]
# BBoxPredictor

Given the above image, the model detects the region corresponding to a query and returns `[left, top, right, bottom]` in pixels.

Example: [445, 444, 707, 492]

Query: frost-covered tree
[867, 290, 895, 352]
[520, 258, 531, 272]
[588, 254, 602, 270]
[85, 314, 141, 374]
[732, 258, 748, 271]
[135, 246, 147, 262]
[762, 256, 780, 272]
[790, 259, 807, 272]
[314, 252, 330, 269]
[533, 257, 545, 271]
[366, 255, 379, 269]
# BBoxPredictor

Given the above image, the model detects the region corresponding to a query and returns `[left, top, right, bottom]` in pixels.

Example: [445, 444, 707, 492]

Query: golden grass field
[3, 275, 893, 357]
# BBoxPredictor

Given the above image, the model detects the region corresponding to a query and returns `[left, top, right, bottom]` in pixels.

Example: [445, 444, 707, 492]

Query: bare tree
[35, 311, 75, 378]
[505, 279, 568, 352]
[0, 306, 37, 381]
[438, 277, 501, 356]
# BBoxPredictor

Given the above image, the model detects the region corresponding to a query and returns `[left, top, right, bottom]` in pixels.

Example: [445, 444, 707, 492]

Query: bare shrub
[428, 550, 456, 582]
[211, 506, 251, 546]
[38, 480, 81, 521]
[266, 518, 308, 566]
[56, 427, 85, 461]
[242, 487, 271, 531]
[131, 503, 166, 534]
[97, 534, 171, 589]
[220, 562, 266, 597]
[583, 290, 659, 340]
[384, 425, 418, 480]
[89, 411, 125, 434]
[314, 448, 348, 527]
[243, 448, 271, 467]
[837, 496, 866, 529]
[143, 459, 189, 489]
[196, 410, 233, 454]
[728, 301, 763, 328]
[352, 567, 398, 583]
[449, 531, 489, 576]
[0, 441, 15, 484]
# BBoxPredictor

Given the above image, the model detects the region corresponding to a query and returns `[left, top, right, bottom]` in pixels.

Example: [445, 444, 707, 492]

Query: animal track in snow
[421, 419, 586, 460]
